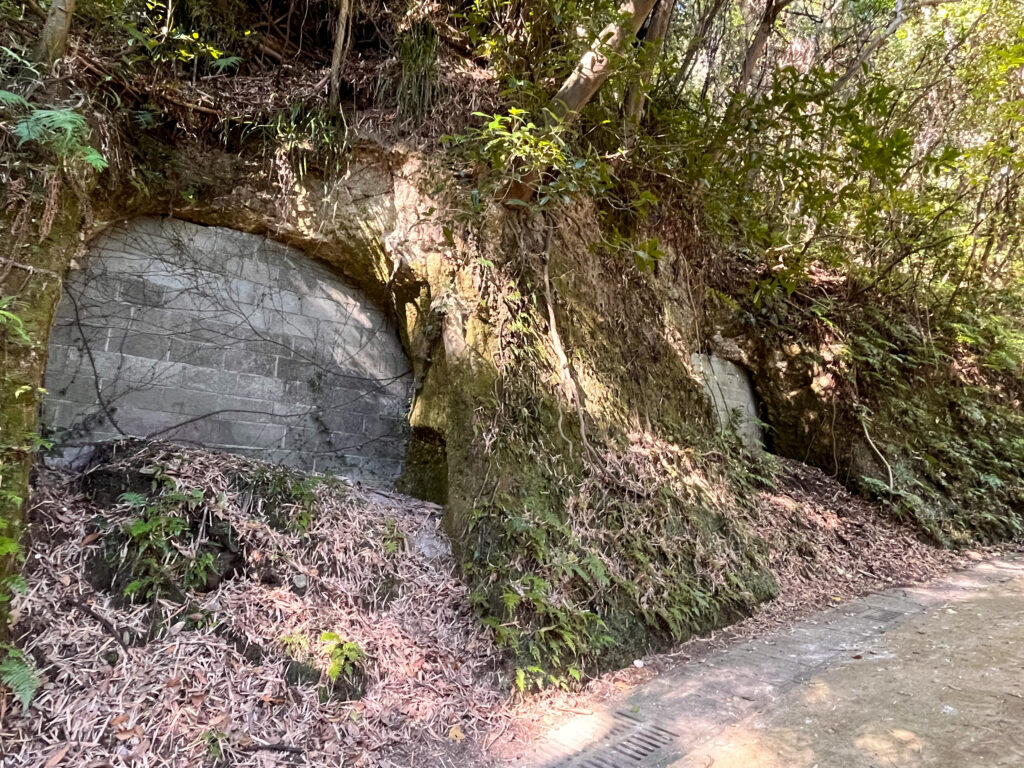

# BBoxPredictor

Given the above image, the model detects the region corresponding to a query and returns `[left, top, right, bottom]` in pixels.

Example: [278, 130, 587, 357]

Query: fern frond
[80, 146, 110, 170]
[13, 108, 89, 148]
[9, 106, 109, 170]
[0, 90, 30, 111]
[0, 573, 28, 597]
[0, 646, 41, 710]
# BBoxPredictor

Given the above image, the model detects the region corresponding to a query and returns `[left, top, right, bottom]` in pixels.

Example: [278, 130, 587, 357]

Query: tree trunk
[548, 0, 660, 123]
[501, 0, 658, 203]
[35, 0, 77, 66]
[735, 0, 794, 95]
[623, 0, 675, 137]
[703, 0, 792, 159]
[328, 0, 353, 109]
[669, 0, 731, 96]
[830, 0, 959, 94]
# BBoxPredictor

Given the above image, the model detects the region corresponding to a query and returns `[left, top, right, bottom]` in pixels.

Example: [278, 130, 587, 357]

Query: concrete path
[528, 555, 1024, 768]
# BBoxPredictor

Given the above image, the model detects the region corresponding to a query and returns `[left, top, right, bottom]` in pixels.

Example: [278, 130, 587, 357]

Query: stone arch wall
[42, 217, 413, 486]
[691, 353, 764, 450]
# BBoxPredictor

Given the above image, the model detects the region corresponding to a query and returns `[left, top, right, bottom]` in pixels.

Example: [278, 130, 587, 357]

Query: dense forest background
[1, 0, 1023, 694]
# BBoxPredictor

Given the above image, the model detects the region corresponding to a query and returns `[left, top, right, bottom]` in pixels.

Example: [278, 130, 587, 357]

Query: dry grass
[3, 442, 508, 768]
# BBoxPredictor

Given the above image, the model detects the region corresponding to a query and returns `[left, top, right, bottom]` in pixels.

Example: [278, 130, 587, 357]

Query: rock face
[41, 217, 413, 486]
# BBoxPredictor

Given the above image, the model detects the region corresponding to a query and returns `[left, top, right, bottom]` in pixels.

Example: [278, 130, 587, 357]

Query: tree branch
[549, 0, 660, 123]
[832, 0, 964, 94]
[623, 0, 675, 137]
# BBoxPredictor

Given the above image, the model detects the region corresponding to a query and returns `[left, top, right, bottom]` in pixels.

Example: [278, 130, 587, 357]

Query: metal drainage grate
[556, 711, 679, 768]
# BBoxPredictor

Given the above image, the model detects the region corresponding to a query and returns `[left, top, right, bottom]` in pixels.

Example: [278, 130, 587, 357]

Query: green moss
[430, 277, 778, 685]
[397, 427, 449, 504]
[0, 196, 86, 633]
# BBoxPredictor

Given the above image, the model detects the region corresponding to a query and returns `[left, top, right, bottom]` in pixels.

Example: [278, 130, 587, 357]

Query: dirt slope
[3, 441, 503, 767]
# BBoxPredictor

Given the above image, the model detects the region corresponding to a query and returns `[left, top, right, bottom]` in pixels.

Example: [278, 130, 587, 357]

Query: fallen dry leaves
[2, 443, 509, 767]
[2, 444, 1007, 768]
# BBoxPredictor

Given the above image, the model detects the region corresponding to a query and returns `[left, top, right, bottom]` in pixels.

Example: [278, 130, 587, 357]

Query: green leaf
[211, 55, 242, 73]
[1, 574, 28, 595]
[0, 646, 40, 710]
[0, 90, 30, 110]
[0, 538, 21, 558]
[118, 492, 148, 509]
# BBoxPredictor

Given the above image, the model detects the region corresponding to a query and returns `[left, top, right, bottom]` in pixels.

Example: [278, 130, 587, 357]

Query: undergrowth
[844, 304, 1024, 542]
[464, 419, 778, 689]
[88, 471, 240, 602]
[740, 285, 1024, 545]
[452, 261, 779, 688]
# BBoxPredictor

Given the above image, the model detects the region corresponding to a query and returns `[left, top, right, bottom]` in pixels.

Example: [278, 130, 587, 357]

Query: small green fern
[0, 89, 30, 110]
[0, 644, 40, 709]
[2, 98, 108, 171]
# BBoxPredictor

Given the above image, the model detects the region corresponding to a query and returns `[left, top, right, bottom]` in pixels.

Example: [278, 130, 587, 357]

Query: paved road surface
[528, 555, 1024, 768]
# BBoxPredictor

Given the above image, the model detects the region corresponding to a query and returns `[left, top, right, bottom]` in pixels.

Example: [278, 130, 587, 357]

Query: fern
[0, 89, 30, 110]
[117, 491, 148, 509]
[11, 108, 109, 170]
[13, 107, 87, 146]
[0, 573, 28, 600]
[0, 46, 37, 72]
[0, 645, 40, 709]
[211, 55, 242, 73]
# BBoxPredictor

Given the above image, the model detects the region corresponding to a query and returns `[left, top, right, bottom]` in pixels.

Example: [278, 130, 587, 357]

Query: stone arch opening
[41, 216, 414, 488]
[691, 353, 765, 450]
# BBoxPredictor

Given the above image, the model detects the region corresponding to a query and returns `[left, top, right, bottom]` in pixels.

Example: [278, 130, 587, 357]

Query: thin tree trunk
[623, 0, 675, 138]
[35, 0, 77, 66]
[735, 0, 794, 95]
[669, 0, 730, 96]
[703, 0, 792, 159]
[328, 0, 353, 109]
[830, 0, 959, 94]
[501, 0, 658, 203]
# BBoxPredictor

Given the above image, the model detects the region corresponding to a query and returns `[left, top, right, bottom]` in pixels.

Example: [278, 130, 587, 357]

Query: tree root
[540, 226, 596, 461]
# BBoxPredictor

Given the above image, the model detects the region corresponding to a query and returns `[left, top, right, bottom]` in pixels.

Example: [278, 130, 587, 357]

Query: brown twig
[240, 742, 304, 754]
[69, 599, 131, 652]
[24, 0, 47, 20]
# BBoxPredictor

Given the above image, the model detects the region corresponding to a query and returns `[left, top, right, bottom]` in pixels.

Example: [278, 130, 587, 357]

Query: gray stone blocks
[691, 353, 763, 449]
[43, 216, 413, 487]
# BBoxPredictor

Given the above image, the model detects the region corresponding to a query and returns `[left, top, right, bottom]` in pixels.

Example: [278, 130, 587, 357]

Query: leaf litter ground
[3, 441, 505, 767]
[2, 443, 1006, 767]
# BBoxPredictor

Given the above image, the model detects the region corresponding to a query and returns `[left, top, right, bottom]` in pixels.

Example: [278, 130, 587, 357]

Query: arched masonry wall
[42, 217, 413, 486]
[691, 353, 764, 450]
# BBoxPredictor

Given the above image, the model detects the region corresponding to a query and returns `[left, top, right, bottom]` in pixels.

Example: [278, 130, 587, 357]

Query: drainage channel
[534, 710, 681, 768]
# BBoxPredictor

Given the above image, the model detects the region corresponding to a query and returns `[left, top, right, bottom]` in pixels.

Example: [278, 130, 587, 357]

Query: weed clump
[84, 466, 243, 604]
